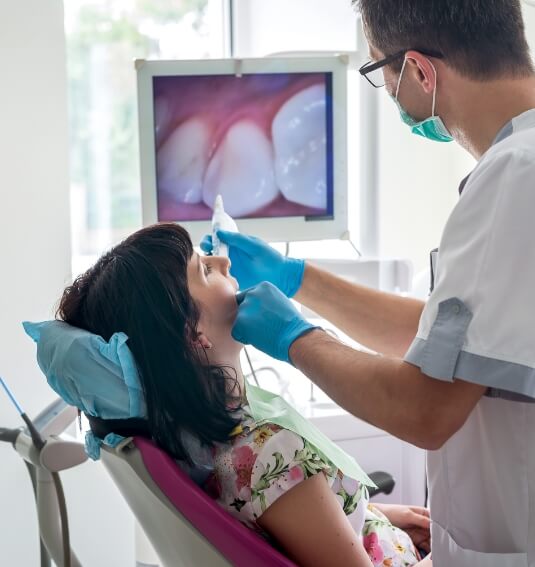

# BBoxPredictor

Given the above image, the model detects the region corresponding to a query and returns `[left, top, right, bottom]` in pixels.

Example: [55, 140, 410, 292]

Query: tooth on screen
[272, 84, 327, 209]
[203, 120, 278, 217]
[156, 117, 211, 204]
[154, 97, 171, 143]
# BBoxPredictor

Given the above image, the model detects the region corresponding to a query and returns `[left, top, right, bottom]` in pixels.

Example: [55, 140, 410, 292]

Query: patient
[57, 223, 431, 567]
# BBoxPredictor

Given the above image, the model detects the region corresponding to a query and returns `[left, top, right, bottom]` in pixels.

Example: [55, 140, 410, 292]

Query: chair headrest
[23, 320, 214, 474]
[23, 320, 146, 420]
[23, 319, 148, 459]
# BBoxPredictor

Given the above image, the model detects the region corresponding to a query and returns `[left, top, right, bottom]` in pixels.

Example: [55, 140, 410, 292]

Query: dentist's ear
[404, 50, 439, 94]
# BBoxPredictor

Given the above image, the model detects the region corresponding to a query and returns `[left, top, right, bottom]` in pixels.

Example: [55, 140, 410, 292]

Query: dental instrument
[211, 194, 238, 257]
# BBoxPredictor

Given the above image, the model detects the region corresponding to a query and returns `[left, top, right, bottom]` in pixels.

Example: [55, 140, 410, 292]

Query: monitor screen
[152, 72, 334, 222]
[137, 57, 350, 244]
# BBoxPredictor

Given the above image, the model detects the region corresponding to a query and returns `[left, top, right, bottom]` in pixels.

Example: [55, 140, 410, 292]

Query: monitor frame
[136, 56, 350, 244]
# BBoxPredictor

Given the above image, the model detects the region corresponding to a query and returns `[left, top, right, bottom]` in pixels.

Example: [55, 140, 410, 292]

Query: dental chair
[101, 436, 295, 567]
[100, 434, 395, 567]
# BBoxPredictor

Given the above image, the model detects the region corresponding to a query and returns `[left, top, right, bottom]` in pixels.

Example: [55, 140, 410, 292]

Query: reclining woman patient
[57, 223, 431, 567]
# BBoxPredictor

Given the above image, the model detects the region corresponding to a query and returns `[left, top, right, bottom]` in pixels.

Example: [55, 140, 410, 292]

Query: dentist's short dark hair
[354, 0, 534, 79]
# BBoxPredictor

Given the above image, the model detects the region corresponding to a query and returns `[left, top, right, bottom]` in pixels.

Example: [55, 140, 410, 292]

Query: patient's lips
[157, 117, 212, 204]
[202, 120, 278, 217]
[272, 84, 328, 209]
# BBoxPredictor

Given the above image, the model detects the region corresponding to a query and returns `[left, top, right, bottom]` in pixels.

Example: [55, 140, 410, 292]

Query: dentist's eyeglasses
[359, 49, 444, 88]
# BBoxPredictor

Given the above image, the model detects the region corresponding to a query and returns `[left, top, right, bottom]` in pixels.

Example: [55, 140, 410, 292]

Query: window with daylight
[65, 0, 227, 273]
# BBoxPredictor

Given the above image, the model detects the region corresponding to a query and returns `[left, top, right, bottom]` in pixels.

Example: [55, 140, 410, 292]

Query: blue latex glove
[232, 282, 320, 363]
[200, 231, 305, 298]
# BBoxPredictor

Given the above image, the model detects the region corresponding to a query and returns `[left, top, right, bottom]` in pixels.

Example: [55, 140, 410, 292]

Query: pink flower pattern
[202, 406, 419, 565]
[363, 532, 385, 564]
[289, 466, 304, 482]
[231, 445, 256, 492]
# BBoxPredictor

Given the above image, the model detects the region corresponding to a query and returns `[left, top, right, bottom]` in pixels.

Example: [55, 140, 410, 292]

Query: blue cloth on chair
[23, 320, 147, 459]
[23, 320, 146, 420]
[23, 320, 214, 476]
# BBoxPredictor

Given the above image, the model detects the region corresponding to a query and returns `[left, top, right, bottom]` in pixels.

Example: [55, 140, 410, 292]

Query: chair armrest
[367, 471, 395, 498]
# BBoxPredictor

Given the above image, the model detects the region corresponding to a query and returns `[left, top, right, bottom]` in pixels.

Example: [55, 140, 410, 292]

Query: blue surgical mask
[392, 58, 453, 143]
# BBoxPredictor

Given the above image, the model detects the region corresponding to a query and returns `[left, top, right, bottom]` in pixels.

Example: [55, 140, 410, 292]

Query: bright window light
[65, 0, 227, 275]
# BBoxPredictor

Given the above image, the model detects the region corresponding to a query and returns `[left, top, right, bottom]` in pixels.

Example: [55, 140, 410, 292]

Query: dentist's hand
[200, 231, 305, 297]
[232, 282, 320, 363]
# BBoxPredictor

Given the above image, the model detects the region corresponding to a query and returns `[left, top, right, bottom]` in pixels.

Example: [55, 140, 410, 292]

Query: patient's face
[187, 252, 240, 351]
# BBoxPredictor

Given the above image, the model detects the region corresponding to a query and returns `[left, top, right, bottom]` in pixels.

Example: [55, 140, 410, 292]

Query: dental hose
[52, 470, 72, 567]
[0, 376, 45, 450]
[0, 376, 71, 567]
[244, 347, 260, 386]
[25, 461, 52, 567]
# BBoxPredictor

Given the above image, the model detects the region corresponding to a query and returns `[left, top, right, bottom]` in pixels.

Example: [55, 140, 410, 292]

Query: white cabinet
[338, 437, 426, 505]
[306, 409, 427, 507]
[337, 437, 403, 503]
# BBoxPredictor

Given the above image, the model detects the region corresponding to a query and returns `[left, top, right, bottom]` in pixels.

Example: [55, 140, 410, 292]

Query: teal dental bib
[245, 382, 376, 489]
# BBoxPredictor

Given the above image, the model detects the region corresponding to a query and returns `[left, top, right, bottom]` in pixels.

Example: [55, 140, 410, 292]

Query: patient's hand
[373, 503, 431, 554]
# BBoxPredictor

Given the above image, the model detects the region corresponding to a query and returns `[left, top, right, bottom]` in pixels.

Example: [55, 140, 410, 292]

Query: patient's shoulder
[250, 427, 338, 515]
[206, 414, 337, 531]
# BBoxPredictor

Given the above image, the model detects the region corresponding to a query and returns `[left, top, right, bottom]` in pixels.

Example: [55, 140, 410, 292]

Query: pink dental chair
[101, 435, 395, 567]
[101, 436, 297, 567]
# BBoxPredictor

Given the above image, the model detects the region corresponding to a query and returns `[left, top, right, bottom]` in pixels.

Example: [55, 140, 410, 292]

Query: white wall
[0, 2, 71, 564]
[377, 94, 475, 273]
[233, 0, 358, 56]
[524, 2, 535, 52]
[0, 2, 134, 565]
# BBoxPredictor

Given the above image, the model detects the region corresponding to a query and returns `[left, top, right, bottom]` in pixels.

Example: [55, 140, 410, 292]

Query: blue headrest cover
[23, 321, 214, 478]
[23, 320, 146, 459]
[23, 320, 146, 420]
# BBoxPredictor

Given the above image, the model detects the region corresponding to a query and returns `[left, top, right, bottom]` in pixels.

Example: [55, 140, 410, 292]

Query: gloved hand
[200, 231, 305, 298]
[232, 282, 320, 363]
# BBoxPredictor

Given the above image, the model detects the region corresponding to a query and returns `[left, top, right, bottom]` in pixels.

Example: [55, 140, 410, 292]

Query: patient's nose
[215, 256, 231, 275]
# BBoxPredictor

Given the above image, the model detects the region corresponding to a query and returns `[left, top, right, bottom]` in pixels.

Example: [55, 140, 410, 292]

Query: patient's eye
[204, 263, 212, 276]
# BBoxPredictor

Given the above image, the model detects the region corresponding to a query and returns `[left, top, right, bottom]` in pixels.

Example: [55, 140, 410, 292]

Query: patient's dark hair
[57, 223, 241, 463]
[354, 0, 534, 79]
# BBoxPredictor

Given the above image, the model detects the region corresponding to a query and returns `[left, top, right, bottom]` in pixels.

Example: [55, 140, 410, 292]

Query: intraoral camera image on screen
[137, 58, 349, 243]
[155, 73, 332, 221]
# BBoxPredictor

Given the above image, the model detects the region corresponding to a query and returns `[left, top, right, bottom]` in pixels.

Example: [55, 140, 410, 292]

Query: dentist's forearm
[294, 263, 424, 357]
[289, 330, 486, 450]
[289, 330, 434, 447]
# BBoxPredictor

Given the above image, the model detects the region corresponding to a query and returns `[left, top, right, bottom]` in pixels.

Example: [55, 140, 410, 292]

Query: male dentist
[203, 1, 535, 564]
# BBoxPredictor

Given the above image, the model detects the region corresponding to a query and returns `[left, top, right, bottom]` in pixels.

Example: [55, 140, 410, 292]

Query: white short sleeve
[405, 146, 535, 400]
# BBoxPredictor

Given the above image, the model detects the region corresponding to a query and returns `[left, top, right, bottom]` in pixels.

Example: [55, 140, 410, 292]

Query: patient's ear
[192, 332, 212, 350]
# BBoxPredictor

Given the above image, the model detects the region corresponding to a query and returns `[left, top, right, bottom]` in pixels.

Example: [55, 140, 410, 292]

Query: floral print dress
[202, 406, 420, 566]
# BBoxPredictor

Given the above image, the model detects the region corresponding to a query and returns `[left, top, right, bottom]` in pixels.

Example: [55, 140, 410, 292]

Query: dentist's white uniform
[405, 109, 535, 566]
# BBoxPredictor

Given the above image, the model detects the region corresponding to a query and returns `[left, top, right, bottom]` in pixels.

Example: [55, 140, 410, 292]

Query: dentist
[203, 1, 535, 564]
